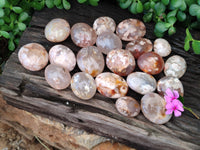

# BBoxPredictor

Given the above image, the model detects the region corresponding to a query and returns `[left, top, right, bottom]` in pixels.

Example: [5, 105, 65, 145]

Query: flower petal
[172, 99, 182, 106]
[177, 104, 184, 112]
[166, 109, 173, 115]
[173, 90, 179, 99]
[166, 103, 173, 109]
[165, 88, 173, 98]
[174, 110, 182, 117]
[164, 95, 172, 103]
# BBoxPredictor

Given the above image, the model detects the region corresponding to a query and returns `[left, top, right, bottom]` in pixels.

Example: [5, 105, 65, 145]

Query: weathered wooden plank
[0, 0, 200, 149]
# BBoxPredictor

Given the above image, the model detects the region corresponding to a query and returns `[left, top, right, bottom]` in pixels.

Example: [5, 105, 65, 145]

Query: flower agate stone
[71, 72, 96, 100]
[164, 55, 187, 78]
[116, 96, 140, 117]
[93, 16, 116, 35]
[95, 72, 128, 99]
[116, 19, 146, 41]
[125, 38, 152, 59]
[137, 52, 164, 75]
[18, 43, 48, 71]
[157, 76, 184, 97]
[49, 45, 76, 72]
[45, 64, 71, 90]
[77, 46, 104, 77]
[45, 18, 70, 42]
[127, 72, 156, 95]
[106, 49, 135, 76]
[141, 93, 172, 124]
[96, 31, 122, 54]
[154, 38, 171, 57]
[71, 23, 97, 47]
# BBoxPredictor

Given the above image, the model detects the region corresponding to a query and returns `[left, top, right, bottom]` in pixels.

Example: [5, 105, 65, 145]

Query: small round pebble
[71, 72, 96, 100]
[96, 31, 122, 54]
[95, 72, 128, 99]
[154, 38, 171, 57]
[77, 46, 105, 77]
[137, 52, 164, 75]
[106, 49, 135, 76]
[45, 64, 71, 90]
[157, 76, 184, 97]
[18, 43, 48, 71]
[49, 45, 76, 72]
[71, 23, 97, 47]
[164, 55, 187, 78]
[45, 18, 70, 42]
[141, 93, 172, 124]
[116, 19, 146, 41]
[127, 72, 157, 95]
[115, 96, 140, 117]
[126, 38, 152, 59]
[93, 16, 116, 35]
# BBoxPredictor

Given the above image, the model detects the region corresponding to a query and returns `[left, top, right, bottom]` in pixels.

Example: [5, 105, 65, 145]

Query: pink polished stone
[115, 96, 140, 117]
[157, 76, 184, 97]
[96, 31, 122, 54]
[71, 23, 97, 47]
[137, 52, 164, 75]
[116, 19, 146, 41]
[45, 64, 71, 90]
[18, 43, 48, 71]
[77, 46, 105, 77]
[106, 49, 135, 76]
[141, 93, 172, 124]
[49, 44, 76, 72]
[154, 38, 171, 57]
[71, 72, 96, 100]
[95, 72, 128, 99]
[93, 16, 116, 35]
[126, 38, 152, 59]
[45, 18, 70, 42]
[164, 55, 187, 78]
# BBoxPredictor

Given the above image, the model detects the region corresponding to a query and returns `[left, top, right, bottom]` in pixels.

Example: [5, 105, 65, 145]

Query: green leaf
[185, 28, 193, 41]
[192, 40, 200, 54]
[54, 0, 61, 7]
[184, 40, 190, 51]
[161, 0, 169, 5]
[8, 39, 15, 51]
[179, 0, 187, 11]
[150, 1, 155, 8]
[0, 19, 4, 25]
[170, 0, 183, 8]
[18, 12, 29, 22]
[18, 22, 26, 31]
[177, 11, 186, 22]
[155, 22, 171, 33]
[198, 0, 200, 5]
[168, 26, 176, 35]
[119, 0, 132, 9]
[167, 9, 178, 19]
[136, 1, 143, 13]
[189, 4, 200, 16]
[63, 0, 71, 9]
[167, 16, 176, 25]
[143, 2, 150, 10]
[12, 7, 23, 14]
[89, 0, 99, 6]
[143, 13, 153, 22]
[32, 1, 44, 10]
[77, 0, 87, 3]
[178, 96, 184, 104]
[129, 1, 137, 14]
[0, 8, 4, 17]
[154, 2, 166, 16]
[154, 28, 164, 37]
[56, 4, 63, 9]
[185, 0, 196, 6]
[0, 31, 10, 39]
[0, 0, 6, 8]
[46, 0, 55, 8]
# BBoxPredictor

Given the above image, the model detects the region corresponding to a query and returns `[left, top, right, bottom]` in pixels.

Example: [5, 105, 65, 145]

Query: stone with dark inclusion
[115, 96, 140, 117]
[141, 93, 172, 124]
[77, 46, 105, 77]
[71, 72, 96, 100]
[137, 52, 164, 75]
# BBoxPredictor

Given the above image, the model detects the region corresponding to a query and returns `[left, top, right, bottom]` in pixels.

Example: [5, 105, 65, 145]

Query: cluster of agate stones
[18, 17, 187, 125]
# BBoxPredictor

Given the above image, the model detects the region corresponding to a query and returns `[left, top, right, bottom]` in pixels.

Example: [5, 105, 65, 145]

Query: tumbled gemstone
[71, 72, 96, 100]
[45, 64, 71, 90]
[71, 23, 97, 47]
[116, 96, 140, 117]
[137, 52, 164, 75]
[157, 76, 184, 97]
[154, 38, 171, 57]
[141, 93, 172, 124]
[18, 43, 48, 71]
[77, 46, 105, 77]
[126, 38, 152, 59]
[95, 72, 128, 99]
[116, 19, 146, 41]
[164, 55, 187, 78]
[93, 16, 116, 35]
[96, 31, 122, 54]
[49, 45, 76, 72]
[127, 72, 156, 95]
[106, 49, 135, 76]
[45, 18, 70, 42]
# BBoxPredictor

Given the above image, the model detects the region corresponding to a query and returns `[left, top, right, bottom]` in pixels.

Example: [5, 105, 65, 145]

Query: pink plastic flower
[164, 88, 179, 103]
[165, 99, 184, 117]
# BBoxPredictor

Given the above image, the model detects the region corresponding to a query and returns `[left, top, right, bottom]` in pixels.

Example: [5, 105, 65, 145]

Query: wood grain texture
[0, 1, 200, 150]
